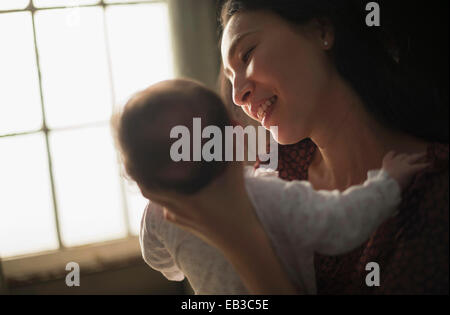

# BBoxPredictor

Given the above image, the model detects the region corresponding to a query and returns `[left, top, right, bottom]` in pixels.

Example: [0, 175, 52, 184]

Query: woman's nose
[232, 77, 252, 107]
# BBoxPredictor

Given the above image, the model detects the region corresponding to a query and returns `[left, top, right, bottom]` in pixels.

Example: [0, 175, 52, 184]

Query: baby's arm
[282, 152, 428, 256]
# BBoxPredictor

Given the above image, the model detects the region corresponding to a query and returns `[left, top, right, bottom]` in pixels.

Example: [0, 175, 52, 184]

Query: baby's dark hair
[112, 79, 232, 195]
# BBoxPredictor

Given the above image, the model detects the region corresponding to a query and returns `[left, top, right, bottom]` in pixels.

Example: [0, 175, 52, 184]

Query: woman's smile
[221, 10, 335, 144]
[260, 95, 277, 129]
[244, 95, 277, 128]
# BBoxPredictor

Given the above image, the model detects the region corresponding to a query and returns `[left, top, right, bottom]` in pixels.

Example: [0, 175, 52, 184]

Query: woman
[165, 0, 449, 294]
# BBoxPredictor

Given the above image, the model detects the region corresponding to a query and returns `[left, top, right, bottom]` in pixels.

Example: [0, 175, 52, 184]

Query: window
[0, 0, 174, 259]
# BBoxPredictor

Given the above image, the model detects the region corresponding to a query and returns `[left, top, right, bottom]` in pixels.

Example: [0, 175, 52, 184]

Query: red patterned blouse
[259, 139, 449, 294]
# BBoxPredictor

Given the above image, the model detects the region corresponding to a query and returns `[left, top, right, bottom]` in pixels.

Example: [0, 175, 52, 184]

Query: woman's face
[221, 10, 334, 145]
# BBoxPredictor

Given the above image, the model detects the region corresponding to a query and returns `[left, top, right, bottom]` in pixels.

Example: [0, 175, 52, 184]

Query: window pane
[0, 134, 58, 258]
[34, 7, 112, 128]
[49, 126, 127, 247]
[122, 180, 147, 235]
[0, 12, 42, 135]
[0, 0, 29, 10]
[105, 3, 174, 104]
[33, 0, 99, 8]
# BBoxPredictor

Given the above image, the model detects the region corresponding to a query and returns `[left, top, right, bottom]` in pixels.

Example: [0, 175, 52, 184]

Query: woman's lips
[244, 96, 277, 124]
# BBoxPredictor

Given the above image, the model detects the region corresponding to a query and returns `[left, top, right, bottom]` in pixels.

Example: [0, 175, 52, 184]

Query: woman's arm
[216, 214, 301, 295]
[163, 199, 301, 295]
[156, 162, 300, 295]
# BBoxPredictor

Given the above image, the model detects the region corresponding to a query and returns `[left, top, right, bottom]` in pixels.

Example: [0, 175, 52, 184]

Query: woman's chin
[262, 118, 306, 145]
[270, 130, 293, 145]
[273, 131, 305, 145]
[276, 139, 297, 145]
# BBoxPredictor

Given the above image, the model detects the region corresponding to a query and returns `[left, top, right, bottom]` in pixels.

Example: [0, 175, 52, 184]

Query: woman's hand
[163, 202, 301, 295]
[151, 164, 301, 294]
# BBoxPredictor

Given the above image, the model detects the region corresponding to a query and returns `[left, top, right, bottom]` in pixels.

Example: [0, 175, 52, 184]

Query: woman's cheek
[252, 50, 277, 81]
[246, 58, 255, 76]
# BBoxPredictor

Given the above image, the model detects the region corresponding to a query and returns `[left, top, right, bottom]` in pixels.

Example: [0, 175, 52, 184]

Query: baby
[112, 79, 428, 295]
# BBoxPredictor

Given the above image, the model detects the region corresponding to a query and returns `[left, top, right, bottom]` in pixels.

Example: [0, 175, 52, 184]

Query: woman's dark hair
[217, 0, 449, 143]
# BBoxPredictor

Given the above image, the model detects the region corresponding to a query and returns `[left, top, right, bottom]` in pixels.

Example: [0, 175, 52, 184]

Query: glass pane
[105, 3, 174, 105]
[0, 134, 58, 258]
[0, 0, 29, 10]
[33, 0, 99, 8]
[0, 12, 42, 135]
[34, 7, 112, 129]
[122, 179, 147, 235]
[49, 126, 127, 247]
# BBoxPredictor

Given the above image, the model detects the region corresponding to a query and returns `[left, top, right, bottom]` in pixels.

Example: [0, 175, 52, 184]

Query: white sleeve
[139, 202, 185, 281]
[281, 169, 401, 255]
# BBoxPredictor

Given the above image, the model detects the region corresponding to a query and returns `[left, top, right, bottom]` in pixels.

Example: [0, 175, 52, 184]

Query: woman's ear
[317, 18, 335, 50]
[305, 18, 335, 50]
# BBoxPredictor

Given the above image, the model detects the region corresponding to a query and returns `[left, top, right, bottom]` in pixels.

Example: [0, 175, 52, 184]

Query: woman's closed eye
[242, 46, 256, 64]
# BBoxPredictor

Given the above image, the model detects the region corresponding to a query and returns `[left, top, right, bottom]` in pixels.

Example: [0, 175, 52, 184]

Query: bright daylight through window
[0, 0, 174, 258]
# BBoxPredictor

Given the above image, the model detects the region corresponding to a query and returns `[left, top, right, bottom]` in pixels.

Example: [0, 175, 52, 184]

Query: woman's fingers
[163, 207, 174, 221]
[163, 207, 192, 228]
[163, 206, 203, 231]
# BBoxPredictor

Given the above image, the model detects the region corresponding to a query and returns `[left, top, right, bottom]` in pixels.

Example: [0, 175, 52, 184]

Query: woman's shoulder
[411, 142, 448, 191]
[315, 142, 448, 294]
[428, 142, 449, 170]
[401, 142, 449, 215]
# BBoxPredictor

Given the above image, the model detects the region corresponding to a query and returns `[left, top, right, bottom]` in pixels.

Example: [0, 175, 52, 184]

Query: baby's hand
[382, 151, 430, 190]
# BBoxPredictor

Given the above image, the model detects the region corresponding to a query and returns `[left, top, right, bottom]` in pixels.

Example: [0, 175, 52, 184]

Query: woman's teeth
[257, 96, 276, 120]
[257, 107, 265, 119]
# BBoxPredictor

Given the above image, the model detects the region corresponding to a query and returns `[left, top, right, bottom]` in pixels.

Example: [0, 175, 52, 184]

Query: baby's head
[112, 79, 232, 197]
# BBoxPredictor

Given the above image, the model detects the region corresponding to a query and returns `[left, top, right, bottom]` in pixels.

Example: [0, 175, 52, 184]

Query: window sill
[2, 236, 142, 287]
